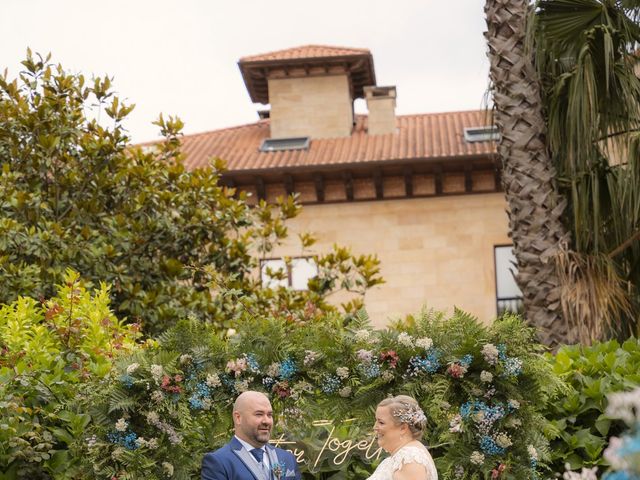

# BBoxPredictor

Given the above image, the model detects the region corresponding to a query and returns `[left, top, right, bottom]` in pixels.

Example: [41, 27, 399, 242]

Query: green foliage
[542, 338, 640, 473]
[0, 270, 143, 479]
[533, 0, 640, 339]
[80, 310, 557, 480]
[0, 52, 383, 335]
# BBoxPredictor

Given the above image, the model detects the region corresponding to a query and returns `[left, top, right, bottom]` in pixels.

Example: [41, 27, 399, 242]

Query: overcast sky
[1, 1, 491, 143]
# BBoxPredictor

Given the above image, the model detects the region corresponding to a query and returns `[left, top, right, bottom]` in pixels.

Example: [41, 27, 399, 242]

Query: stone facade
[266, 192, 511, 327]
[268, 75, 354, 139]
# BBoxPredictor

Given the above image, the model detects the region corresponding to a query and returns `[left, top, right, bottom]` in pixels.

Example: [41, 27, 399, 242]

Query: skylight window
[259, 137, 310, 152]
[464, 126, 500, 143]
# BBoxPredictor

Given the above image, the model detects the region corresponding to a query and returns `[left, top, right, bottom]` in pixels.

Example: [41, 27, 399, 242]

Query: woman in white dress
[367, 395, 438, 480]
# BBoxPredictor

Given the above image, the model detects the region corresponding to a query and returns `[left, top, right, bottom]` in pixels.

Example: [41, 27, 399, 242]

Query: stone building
[178, 45, 521, 326]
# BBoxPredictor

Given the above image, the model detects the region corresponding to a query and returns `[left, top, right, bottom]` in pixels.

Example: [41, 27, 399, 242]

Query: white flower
[202, 398, 213, 410]
[480, 370, 493, 383]
[470, 451, 485, 465]
[146, 411, 160, 425]
[508, 399, 521, 410]
[397, 332, 414, 348]
[339, 386, 352, 398]
[111, 447, 124, 460]
[206, 373, 221, 388]
[150, 364, 164, 382]
[449, 414, 463, 433]
[381, 370, 395, 382]
[415, 337, 433, 350]
[354, 329, 371, 342]
[126, 363, 140, 375]
[528, 445, 538, 461]
[495, 432, 512, 448]
[506, 417, 522, 428]
[115, 418, 128, 432]
[563, 466, 598, 480]
[226, 328, 237, 337]
[85, 435, 98, 448]
[151, 390, 164, 403]
[235, 379, 250, 393]
[162, 461, 174, 477]
[336, 367, 350, 379]
[482, 343, 500, 365]
[304, 350, 320, 366]
[605, 387, 640, 425]
[356, 349, 374, 364]
[266, 363, 281, 377]
[179, 354, 192, 365]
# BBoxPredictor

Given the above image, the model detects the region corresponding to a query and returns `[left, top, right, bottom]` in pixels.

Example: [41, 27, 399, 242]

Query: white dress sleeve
[390, 446, 438, 480]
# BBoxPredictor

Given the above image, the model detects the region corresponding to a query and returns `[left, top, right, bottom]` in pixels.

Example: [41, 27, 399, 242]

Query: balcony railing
[497, 297, 524, 316]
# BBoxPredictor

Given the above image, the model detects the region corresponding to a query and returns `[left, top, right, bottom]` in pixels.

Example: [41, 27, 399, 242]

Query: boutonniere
[271, 461, 287, 480]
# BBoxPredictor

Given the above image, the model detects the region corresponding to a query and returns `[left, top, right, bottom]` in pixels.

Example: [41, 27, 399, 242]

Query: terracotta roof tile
[239, 45, 370, 63]
[179, 110, 496, 173]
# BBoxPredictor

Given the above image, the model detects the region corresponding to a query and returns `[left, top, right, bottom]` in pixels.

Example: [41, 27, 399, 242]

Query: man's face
[234, 395, 273, 447]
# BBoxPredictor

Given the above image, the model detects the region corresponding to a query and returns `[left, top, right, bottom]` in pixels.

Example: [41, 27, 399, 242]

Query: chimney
[364, 86, 397, 135]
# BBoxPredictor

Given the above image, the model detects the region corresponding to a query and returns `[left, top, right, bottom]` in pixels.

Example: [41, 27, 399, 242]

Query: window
[464, 126, 500, 143]
[259, 137, 310, 152]
[260, 257, 317, 290]
[494, 245, 523, 315]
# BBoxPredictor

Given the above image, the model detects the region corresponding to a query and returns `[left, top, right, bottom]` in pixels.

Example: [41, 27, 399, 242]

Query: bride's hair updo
[378, 395, 426, 439]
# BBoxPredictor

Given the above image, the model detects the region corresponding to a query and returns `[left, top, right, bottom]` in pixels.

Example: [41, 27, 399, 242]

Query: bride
[367, 395, 438, 480]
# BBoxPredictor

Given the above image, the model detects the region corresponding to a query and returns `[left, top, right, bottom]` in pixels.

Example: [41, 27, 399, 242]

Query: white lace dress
[366, 445, 438, 480]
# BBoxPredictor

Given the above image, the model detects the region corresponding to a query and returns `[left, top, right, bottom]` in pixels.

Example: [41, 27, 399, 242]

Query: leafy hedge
[0, 270, 144, 479]
[79, 309, 559, 480]
[543, 338, 640, 474]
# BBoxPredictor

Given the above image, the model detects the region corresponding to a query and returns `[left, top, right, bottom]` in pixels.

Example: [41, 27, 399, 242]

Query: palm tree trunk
[485, 0, 570, 345]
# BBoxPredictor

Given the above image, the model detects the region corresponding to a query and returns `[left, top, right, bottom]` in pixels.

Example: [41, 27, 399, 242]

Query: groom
[201, 390, 301, 480]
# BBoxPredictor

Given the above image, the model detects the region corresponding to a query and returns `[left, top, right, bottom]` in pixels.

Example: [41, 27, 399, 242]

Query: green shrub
[81, 310, 559, 480]
[0, 270, 143, 479]
[543, 338, 640, 473]
[0, 52, 383, 335]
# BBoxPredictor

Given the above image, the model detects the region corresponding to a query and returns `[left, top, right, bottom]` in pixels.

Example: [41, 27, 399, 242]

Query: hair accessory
[393, 404, 427, 425]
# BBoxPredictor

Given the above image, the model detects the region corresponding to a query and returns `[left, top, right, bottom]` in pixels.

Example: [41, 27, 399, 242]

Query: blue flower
[107, 430, 139, 450]
[263, 376, 276, 388]
[188, 381, 211, 410]
[497, 344, 508, 361]
[460, 354, 474, 368]
[279, 358, 297, 380]
[407, 351, 440, 376]
[119, 374, 134, 388]
[502, 357, 523, 378]
[360, 361, 381, 379]
[321, 375, 341, 394]
[245, 354, 260, 373]
[189, 395, 204, 410]
[480, 435, 505, 456]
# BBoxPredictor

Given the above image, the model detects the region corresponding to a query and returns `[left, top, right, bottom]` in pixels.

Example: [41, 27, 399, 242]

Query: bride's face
[374, 405, 408, 453]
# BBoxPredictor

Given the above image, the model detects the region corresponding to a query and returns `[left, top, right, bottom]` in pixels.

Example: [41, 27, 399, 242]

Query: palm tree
[485, 0, 640, 344]
[485, 0, 571, 345]
[533, 0, 640, 342]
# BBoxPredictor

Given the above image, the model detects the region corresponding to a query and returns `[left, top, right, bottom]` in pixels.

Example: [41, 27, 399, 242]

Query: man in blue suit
[201, 391, 301, 480]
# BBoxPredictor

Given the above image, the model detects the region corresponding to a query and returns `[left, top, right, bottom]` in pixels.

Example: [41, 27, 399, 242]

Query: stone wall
[266, 192, 512, 327]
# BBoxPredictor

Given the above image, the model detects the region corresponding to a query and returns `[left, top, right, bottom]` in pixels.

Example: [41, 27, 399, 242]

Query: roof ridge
[239, 44, 371, 62]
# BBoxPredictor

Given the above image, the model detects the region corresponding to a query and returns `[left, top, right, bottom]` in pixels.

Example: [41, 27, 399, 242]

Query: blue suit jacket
[201, 437, 301, 480]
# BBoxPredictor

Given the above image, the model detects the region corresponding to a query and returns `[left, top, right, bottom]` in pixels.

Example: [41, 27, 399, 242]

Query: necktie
[250, 448, 269, 479]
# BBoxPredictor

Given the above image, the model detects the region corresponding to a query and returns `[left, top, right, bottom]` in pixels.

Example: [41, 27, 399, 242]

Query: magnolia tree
[0, 52, 383, 335]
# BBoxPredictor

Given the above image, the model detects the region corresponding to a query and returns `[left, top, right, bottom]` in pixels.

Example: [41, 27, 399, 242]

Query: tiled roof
[180, 110, 496, 173]
[238, 44, 375, 104]
[239, 45, 371, 63]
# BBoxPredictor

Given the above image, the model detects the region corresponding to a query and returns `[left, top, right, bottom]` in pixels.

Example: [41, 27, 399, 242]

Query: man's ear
[233, 411, 241, 424]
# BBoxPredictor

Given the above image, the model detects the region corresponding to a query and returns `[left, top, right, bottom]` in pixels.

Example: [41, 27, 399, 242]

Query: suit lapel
[230, 438, 266, 480]
[266, 445, 279, 479]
